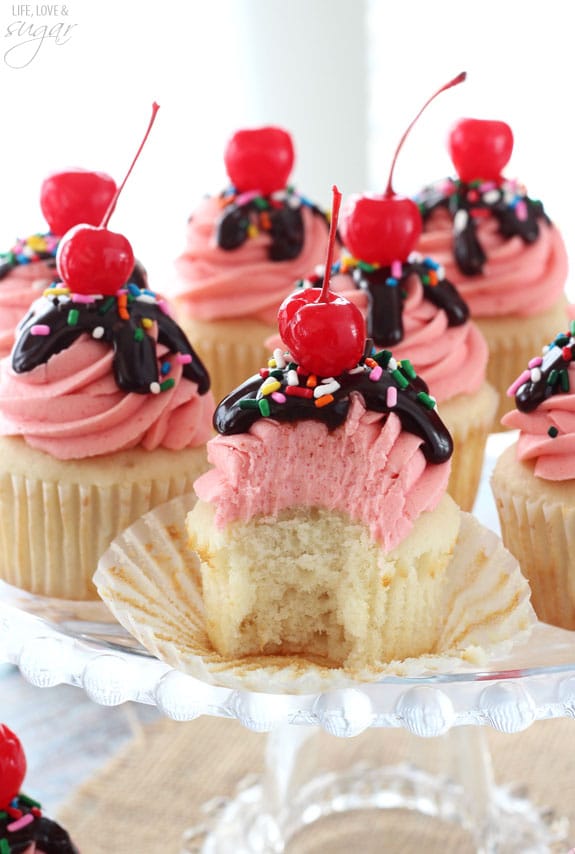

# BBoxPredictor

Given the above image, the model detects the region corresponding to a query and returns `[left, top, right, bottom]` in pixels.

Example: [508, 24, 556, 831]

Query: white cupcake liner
[94, 496, 536, 694]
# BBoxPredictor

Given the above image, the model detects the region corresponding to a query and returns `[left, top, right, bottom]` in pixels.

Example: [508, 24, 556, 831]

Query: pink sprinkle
[479, 181, 496, 192]
[391, 260, 402, 278]
[386, 386, 397, 408]
[528, 356, 543, 368]
[31, 324, 50, 336]
[369, 365, 383, 382]
[235, 190, 258, 206]
[157, 299, 171, 316]
[71, 293, 96, 303]
[175, 353, 192, 365]
[515, 199, 528, 221]
[7, 813, 34, 832]
[507, 369, 530, 397]
[271, 392, 286, 404]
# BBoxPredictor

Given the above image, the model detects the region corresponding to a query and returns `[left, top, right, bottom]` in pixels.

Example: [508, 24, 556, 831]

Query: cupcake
[0, 169, 118, 358]
[492, 323, 575, 629]
[172, 126, 333, 403]
[415, 117, 569, 425]
[0, 218, 214, 601]
[0, 722, 79, 853]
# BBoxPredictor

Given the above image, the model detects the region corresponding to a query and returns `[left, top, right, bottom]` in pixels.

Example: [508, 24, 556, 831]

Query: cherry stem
[101, 102, 160, 228]
[384, 71, 466, 198]
[318, 184, 342, 303]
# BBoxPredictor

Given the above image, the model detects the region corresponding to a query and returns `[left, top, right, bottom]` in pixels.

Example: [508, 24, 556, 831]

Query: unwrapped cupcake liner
[477, 298, 568, 429]
[494, 485, 575, 630]
[0, 450, 208, 601]
[94, 497, 536, 694]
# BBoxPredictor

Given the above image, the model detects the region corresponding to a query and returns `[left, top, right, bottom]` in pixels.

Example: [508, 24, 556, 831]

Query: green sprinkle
[421, 274, 430, 285]
[570, 320, 575, 336]
[357, 259, 378, 273]
[547, 369, 559, 386]
[1, 838, 10, 853]
[270, 370, 284, 380]
[555, 334, 569, 347]
[134, 327, 145, 342]
[391, 368, 409, 389]
[561, 369, 570, 392]
[239, 398, 259, 410]
[67, 308, 79, 326]
[0, 811, 7, 819]
[548, 426, 559, 438]
[160, 378, 175, 392]
[258, 398, 271, 417]
[253, 197, 269, 210]
[287, 362, 298, 371]
[98, 296, 116, 314]
[417, 391, 436, 409]
[18, 794, 41, 808]
[401, 359, 417, 380]
[373, 350, 392, 367]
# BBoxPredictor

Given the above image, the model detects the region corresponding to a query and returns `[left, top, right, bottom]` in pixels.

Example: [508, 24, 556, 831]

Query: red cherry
[224, 126, 295, 195]
[56, 224, 134, 295]
[0, 723, 27, 808]
[55, 103, 159, 295]
[278, 185, 365, 375]
[340, 72, 466, 266]
[448, 118, 514, 182]
[40, 169, 117, 237]
[340, 193, 421, 264]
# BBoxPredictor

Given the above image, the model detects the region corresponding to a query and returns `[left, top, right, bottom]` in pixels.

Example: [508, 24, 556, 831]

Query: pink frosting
[194, 394, 450, 552]
[266, 274, 488, 404]
[417, 207, 568, 317]
[502, 363, 575, 480]
[0, 261, 56, 357]
[0, 333, 215, 460]
[172, 196, 332, 324]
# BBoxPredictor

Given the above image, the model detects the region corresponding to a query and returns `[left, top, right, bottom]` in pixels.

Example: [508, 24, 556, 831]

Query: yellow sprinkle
[28, 235, 46, 252]
[260, 379, 281, 396]
[43, 287, 70, 297]
[267, 358, 277, 368]
[247, 224, 259, 239]
[141, 318, 153, 329]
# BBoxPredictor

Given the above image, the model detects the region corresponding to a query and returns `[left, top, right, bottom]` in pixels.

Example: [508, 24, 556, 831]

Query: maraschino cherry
[340, 72, 467, 265]
[40, 169, 117, 238]
[56, 103, 160, 296]
[224, 126, 295, 196]
[0, 723, 27, 808]
[278, 185, 365, 377]
[448, 117, 514, 183]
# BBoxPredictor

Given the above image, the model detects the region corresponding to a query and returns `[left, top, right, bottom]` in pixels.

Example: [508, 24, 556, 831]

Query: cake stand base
[181, 725, 569, 854]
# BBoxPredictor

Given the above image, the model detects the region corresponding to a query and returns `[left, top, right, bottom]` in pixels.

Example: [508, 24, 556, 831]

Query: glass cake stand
[0, 432, 574, 853]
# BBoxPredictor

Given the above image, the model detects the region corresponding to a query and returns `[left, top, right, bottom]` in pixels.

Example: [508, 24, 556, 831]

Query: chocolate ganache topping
[0, 233, 59, 281]
[298, 253, 468, 347]
[416, 177, 549, 276]
[11, 279, 210, 395]
[214, 186, 329, 261]
[510, 324, 575, 414]
[214, 342, 453, 464]
[0, 792, 79, 853]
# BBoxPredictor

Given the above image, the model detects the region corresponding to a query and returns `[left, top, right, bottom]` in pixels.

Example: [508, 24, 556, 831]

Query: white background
[0, 0, 572, 298]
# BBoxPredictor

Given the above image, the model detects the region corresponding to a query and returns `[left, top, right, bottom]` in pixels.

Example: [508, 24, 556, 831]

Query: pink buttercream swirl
[172, 195, 332, 324]
[0, 261, 57, 357]
[267, 273, 488, 404]
[503, 363, 575, 480]
[417, 207, 568, 317]
[194, 394, 450, 552]
[0, 333, 215, 460]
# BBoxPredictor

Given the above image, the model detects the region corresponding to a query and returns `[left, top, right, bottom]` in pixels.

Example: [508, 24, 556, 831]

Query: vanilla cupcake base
[439, 380, 499, 511]
[0, 437, 209, 601]
[174, 310, 275, 405]
[492, 443, 575, 629]
[476, 297, 568, 428]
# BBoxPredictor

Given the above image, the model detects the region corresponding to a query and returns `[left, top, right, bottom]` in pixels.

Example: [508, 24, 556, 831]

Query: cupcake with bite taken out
[0, 168, 121, 359]
[172, 125, 334, 403]
[415, 117, 569, 426]
[0, 106, 215, 601]
[492, 322, 575, 629]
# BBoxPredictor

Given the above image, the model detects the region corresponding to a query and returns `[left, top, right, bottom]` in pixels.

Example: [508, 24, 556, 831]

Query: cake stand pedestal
[1, 597, 574, 853]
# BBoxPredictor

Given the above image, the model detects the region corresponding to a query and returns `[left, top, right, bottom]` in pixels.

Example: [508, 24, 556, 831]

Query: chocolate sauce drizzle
[301, 255, 468, 347]
[214, 345, 453, 464]
[416, 178, 549, 276]
[513, 329, 575, 413]
[214, 188, 329, 261]
[12, 282, 210, 396]
[0, 793, 79, 853]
